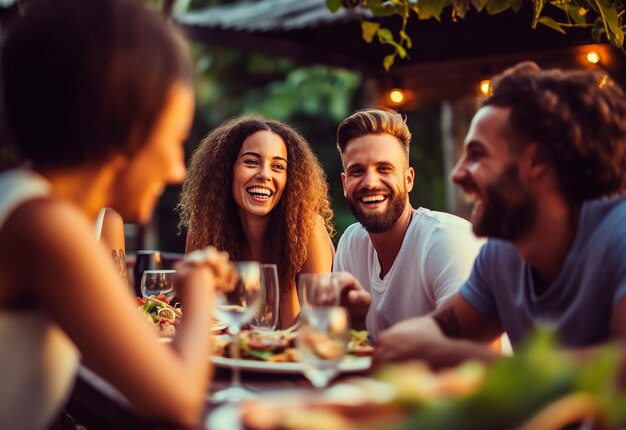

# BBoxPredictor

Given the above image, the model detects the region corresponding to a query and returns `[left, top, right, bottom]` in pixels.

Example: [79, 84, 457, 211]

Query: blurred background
[1, 0, 624, 254]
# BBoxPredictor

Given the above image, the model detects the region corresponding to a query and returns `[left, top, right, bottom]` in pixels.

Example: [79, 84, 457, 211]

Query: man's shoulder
[336, 222, 369, 249]
[412, 207, 473, 228]
[409, 207, 476, 240]
[580, 195, 626, 241]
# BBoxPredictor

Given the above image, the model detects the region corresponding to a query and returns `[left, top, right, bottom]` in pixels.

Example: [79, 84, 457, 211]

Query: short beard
[347, 188, 407, 233]
[473, 164, 537, 241]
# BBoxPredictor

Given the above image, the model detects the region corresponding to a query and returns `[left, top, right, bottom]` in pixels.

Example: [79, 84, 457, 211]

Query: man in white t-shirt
[334, 108, 484, 341]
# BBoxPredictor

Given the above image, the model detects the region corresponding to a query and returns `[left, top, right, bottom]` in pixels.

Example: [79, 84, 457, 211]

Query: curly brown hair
[484, 61, 626, 205]
[177, 115, 334, 294]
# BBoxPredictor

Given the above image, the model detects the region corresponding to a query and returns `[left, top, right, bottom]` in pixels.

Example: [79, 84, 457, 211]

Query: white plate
[209, 355, 371, 374]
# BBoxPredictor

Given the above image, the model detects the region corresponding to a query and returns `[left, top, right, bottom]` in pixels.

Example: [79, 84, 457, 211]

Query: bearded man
[373, 62, 626, 369]
[333, 108, 484, 340]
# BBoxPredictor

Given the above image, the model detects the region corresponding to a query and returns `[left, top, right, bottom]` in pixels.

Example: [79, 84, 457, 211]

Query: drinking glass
[297, 306, 349, 389]
[134, 250, 162, 297]
[140, 269, 176, 300]
[250, 264, 279, 331]
[212, 261, 263, 403]
[297, 273, 340, 310]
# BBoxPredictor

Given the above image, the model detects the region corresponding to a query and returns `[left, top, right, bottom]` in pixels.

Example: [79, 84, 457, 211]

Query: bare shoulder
[0, 197, 98, 301]
[302, 215, 334, 272]
[100, 207, 125, 251]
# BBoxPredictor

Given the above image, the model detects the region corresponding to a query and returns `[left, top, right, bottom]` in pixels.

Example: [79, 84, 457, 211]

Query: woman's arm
[10, 200, 225, 427]
[300, 215, 334, 274]
[184, 223, 201, 253]
[279, 217, 335, 329]
[98, 207, 128, 287]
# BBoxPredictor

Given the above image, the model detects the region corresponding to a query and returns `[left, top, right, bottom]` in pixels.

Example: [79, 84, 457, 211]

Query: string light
[389, 88, 405, 104]
[479, 79, 491, 96]
[586, 51, 600, 64]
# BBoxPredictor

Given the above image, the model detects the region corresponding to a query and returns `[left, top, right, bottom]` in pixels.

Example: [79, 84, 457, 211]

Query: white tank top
[0, 169, 79, 430]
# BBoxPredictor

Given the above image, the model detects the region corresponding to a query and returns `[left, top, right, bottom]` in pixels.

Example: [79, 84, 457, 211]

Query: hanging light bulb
[586, 51, 600, 64]
[479, 79, 491, 96]
[389, 88, 405, 104]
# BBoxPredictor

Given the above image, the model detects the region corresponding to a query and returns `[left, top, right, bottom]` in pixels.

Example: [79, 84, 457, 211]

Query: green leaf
[400, 30, 413, 48]
[361, 21, 381, 43]
[538, 15, 567, 33]
[417, 0, 450, 20]
[485, 0, 512, 15]
[325, 0, 342, 13]
[383, 54, 396, 70]
[377, 28, 394, 42]
[510, 0, 522, 13]
[470, 0, 488, 12]
[596, 0, 624, 47]
[554, 3, 588, 25]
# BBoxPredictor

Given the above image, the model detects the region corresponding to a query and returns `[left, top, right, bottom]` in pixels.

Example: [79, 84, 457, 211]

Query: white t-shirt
[334, 207, 484, 341]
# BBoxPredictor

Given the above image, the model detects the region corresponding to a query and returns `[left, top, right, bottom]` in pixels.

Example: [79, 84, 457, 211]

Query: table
[65, 364, 358, 430]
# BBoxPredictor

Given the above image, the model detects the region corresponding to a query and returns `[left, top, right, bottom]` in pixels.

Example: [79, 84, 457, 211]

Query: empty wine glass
[250, 264, 279, 331]
[140, 269, 176, 300]
[297, 306, 349, 389]
[212, 261, 263, 403]
[297, 273, 340, 310]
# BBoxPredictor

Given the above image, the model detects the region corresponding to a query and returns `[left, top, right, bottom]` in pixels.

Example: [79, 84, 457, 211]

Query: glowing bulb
[586, 51, 600, 64]
[479, 80, 491, 96]
[389, 89, 405, 104]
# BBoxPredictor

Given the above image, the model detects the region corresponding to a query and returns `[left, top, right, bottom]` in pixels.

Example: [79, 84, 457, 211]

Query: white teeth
[464, 193, 479, 204]
[247, 187, 272, 198]
[361, 195, 386, 203]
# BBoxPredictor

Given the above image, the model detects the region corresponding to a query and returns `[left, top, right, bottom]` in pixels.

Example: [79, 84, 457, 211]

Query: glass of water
[212, 261, 263, 403]
[250, 264, 279, 331]
[297, 273, 340, 310]
[297, 306, 349, 389]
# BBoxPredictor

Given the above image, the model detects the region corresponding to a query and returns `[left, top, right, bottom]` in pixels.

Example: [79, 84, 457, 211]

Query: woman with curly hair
[178, 115, 335, 328]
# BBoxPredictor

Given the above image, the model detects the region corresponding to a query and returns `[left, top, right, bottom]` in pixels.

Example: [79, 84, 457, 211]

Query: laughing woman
[178, 116, 335, 328]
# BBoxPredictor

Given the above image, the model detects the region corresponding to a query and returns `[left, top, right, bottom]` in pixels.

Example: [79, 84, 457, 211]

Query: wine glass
[212, 261, 263, 403]
[140, 269, 176, 300]
[250, 264, 279, 331]
[134, 250, 163, 297]
[297, 273, 340, 310]
[297, 306, 349, 389]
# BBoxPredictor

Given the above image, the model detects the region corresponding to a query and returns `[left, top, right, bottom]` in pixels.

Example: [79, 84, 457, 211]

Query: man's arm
[373, 292, 503, 368]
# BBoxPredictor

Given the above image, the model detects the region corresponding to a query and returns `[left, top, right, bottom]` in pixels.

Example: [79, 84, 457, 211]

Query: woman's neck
[237, 211, 270, 261]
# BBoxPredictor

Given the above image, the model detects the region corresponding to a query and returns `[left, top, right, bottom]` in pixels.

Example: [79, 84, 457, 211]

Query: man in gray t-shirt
[372, 61, 626, 367]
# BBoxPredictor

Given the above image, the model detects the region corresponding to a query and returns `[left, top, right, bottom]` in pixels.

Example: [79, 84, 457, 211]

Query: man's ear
[524, 143, 548, 179]
[341, 172, 347, 198]
[406, 167, 415, 192]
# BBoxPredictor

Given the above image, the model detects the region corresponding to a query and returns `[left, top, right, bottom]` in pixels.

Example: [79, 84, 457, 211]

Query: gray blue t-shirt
[460, 195, 626, 349]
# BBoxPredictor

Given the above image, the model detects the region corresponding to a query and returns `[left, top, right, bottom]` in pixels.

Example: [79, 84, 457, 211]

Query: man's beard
[347, 187, 407, 233]
[471, 163, 537, 241]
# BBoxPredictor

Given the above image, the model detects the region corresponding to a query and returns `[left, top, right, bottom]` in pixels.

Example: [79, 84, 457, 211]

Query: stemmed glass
[212, 261, 263, 403]
[250, 264, 280, 331]
[297, 306, 349, 389]
[297, 273, 340, 310]
[140, 269, 176, 300]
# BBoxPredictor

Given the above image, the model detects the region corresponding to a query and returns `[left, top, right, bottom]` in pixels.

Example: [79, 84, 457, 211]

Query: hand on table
[333, 271, 371, 330]
[373, 317, 447, 367]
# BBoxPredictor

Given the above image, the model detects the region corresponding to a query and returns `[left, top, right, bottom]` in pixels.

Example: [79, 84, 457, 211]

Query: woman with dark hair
[0, 0, 230, 428]
[178, 115, 335, 328]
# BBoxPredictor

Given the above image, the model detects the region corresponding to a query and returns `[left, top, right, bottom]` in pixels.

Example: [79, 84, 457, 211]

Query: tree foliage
[327, 0, 625, 69]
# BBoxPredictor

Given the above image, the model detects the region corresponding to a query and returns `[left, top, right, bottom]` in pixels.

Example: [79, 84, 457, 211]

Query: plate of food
[210, 329, 373, 374]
